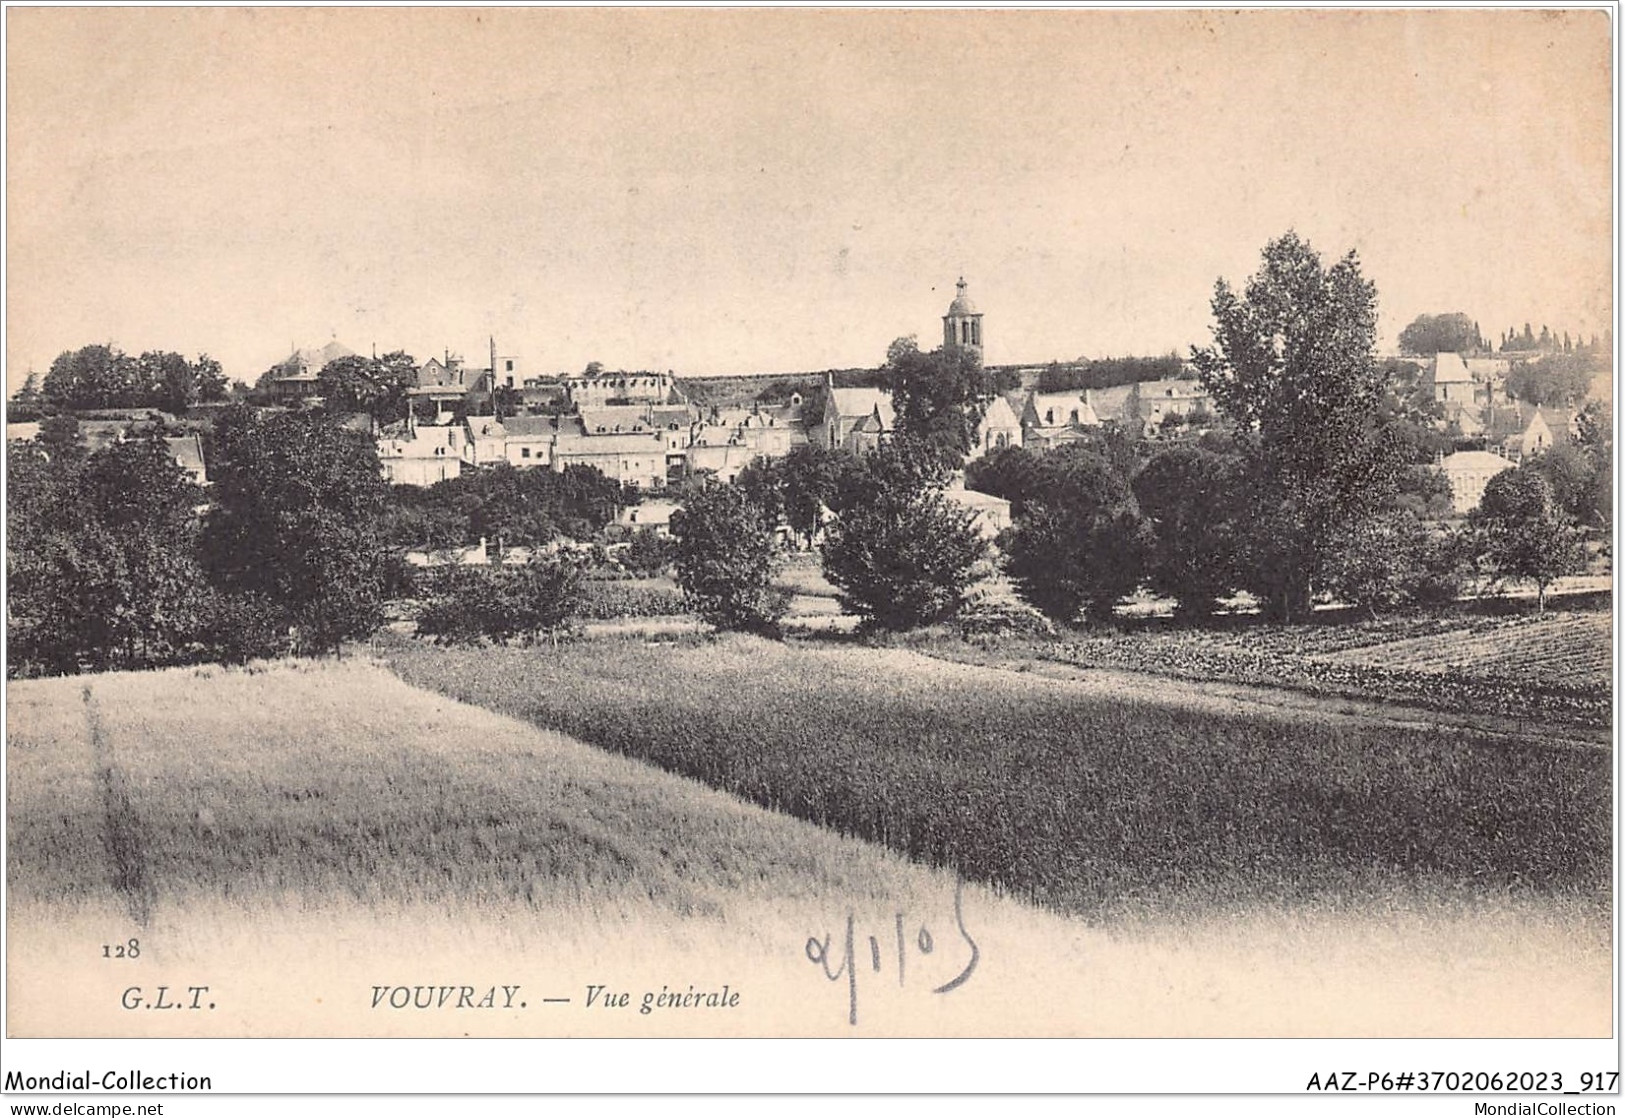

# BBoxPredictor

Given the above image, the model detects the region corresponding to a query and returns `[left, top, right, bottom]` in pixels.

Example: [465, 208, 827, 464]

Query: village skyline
[6, 8, 1612, 390]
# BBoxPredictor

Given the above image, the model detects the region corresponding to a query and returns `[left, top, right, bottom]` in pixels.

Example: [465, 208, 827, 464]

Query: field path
[912, 646, 1610, 749]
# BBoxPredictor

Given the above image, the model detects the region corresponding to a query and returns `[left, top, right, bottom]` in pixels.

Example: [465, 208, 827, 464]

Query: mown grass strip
[85, 685, 155, 925]
[7, 661, 948, 920]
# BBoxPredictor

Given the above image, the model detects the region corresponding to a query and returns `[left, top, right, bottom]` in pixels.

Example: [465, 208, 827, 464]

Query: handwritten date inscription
[806, 880, 979, 1026]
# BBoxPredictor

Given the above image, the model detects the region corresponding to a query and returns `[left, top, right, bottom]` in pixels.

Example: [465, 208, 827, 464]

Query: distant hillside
[675, 355, 1193, 407]
[678, 369, 885, 406]
[1034, 355, 1187, 393]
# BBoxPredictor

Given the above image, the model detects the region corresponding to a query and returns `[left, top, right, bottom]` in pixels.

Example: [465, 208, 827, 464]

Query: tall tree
[1131, 445, 1247, 619]
[885, 338, 1012, 465]
[776, 444, 848, 546]
[1527, 442, 1609, 530]
[466, 466, 561, 557]
[8, 437, 212, 675]
[1036, 353, 1185, 392]
[1505, 353, 1593, 407]
[1397, 312, 1480, 356]
[201, 408, 392, 654]
[734, 457, 787, 535]
[671, 482, 787, 636]
[8, 371, 46, 422]
[192, 353, 229, 407]
[1191, 231, 1401, 620]
[1468, 468, 1585, 611]
[317, 351, 417, 423]
[821, 442, 988, 631]
[43, 344, 126, 409]
[41, 344, 226, 413]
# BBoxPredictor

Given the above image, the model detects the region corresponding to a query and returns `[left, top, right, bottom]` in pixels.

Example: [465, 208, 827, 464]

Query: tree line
[8, 407, 394, 677]
[383, 464, 633, 558]
[668, 232, 1608, 637]
[1035, 354, 1186, 393]
[11, 345, 230, 419]
[7, 399, 659, 674]
[9, 231, 1609, 672]
[1398, 311, 1610, 359]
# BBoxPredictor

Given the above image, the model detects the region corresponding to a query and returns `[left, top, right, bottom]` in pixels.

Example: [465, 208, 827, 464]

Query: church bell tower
[942, 277, 983, 357]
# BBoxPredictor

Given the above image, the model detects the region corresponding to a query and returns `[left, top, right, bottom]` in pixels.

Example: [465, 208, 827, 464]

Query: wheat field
[5, 654, 1610, 1038]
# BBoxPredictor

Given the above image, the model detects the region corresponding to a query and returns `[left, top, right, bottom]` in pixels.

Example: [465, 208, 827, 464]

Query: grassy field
[5, 658, 988, 1036]
[381, 633, 1611, 921]
[6, 659, 950, 918]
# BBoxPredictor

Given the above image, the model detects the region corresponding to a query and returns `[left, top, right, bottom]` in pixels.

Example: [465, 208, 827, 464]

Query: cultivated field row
[381, 634, 1611, 921]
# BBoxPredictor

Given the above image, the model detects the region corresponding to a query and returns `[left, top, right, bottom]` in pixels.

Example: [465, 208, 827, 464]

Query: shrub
[672, 483, 788, 636]
[982, 443, 1150, 626]
[415, 558, 582, 645]
[1322, 510, 1463, 616]
[199, 591, 291, 664]
[1132, 446, 1246, 619]
[575, 581, 690, 620]
[956, 597, 1057, 640]
[619, 529, 679, 576]
[822, 486, 988, 631]
[1006, 503, 1148, 625]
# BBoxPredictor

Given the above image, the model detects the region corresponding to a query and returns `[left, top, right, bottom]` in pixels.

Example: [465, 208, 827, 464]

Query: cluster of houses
[5, 410, 208, 485]
[1423, 350, 1585, 513]
[10, 284, 1598, 529]
[379, 379, 803, 489]
[377, 281, 1230, 500]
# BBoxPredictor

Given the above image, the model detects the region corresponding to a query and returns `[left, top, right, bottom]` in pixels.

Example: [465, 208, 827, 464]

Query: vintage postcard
[3, 5, 1615, 1101]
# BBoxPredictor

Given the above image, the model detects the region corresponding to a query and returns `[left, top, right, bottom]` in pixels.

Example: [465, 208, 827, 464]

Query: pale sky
[6, 7, 1614, 389]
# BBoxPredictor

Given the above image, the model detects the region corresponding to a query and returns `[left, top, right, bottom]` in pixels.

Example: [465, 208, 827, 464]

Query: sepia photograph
[2, 4, 1615, 1102]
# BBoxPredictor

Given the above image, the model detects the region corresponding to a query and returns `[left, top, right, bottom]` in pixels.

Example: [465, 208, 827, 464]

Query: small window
[521, 447, 531, 459]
